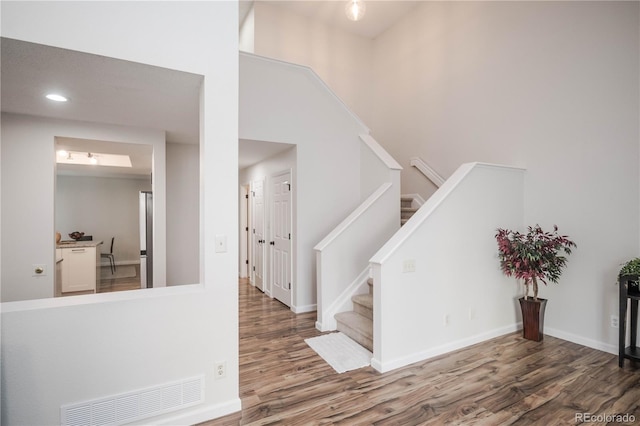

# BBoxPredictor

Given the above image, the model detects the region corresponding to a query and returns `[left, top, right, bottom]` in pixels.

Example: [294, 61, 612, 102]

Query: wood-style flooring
[200, 279, 640, 425]
[97, 265, 143, 293]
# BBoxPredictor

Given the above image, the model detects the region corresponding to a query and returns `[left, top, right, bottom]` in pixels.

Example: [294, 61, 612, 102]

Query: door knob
[270, 241, 275, 246]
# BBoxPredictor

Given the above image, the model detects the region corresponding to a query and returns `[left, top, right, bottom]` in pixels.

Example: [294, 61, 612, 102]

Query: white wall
[371, 2, 639, 353]
[254, 1, 374, 124]
[166, 142, 199, 286]
[56, 175, 151, 265]
[1, 113, 166, 302]
[240, 53, 368, 311]
[1, 2, 239, 425]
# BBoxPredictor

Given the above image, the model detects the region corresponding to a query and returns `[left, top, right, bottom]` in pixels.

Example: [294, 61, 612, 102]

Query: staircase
[335, 277, 373, 351]
[401, 196, 419, 226]
[334, 196, 420, 352]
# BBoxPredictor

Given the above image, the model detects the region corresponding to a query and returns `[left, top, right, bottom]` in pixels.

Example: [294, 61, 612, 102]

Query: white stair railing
[410, 156, 445, 188]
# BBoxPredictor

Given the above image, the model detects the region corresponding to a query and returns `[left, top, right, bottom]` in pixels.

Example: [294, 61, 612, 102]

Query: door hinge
[287, 183, 291, 191]
[253, 266, 255, 271]
[288, 282, 291, 290]
[288, 233, 291, 240]
[245, 194, 249, 199]
[246, 259, 249, 265]
[253, 228, 256, 234]
[245, 226, 249, 231]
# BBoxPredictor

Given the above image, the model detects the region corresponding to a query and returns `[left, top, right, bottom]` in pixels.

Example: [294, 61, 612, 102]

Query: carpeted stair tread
[401, 207, 418, 218]
[352, 293, 373, 320]
[335, 311, 373, 352]
[401, 197, 413, 208]
[353, 293, 372, 308]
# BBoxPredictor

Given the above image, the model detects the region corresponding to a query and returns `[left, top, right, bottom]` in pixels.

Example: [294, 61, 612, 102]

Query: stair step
[352, 293, 373, 320]
[335, 311, 373, 352]
[401, 207, 418, 219]
[401, 197, 413, 208]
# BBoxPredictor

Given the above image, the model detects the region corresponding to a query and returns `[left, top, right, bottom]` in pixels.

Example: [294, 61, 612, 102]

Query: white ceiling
[1, 37, 204, 178]
[246, 0, 420, 39]
[1, 38, 202, 145]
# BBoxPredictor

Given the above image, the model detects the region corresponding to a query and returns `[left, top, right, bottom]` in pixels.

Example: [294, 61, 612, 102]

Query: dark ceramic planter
[519, 297, 547, 342]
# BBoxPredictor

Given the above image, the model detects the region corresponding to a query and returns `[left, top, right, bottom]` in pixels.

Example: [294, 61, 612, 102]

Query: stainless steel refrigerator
[139, 191, 153, 288]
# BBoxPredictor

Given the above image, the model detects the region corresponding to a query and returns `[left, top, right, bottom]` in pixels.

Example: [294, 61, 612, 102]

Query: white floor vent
[61, 375, 204, 426]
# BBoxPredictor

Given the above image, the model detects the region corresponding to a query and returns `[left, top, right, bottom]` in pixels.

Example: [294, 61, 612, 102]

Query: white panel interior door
[252, 179, 265, 292]
[270, 171, 292, 307]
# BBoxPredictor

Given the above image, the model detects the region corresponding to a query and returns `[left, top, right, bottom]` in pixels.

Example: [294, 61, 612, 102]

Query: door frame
[239, 184, 250, 279]
[250, 178, 265, 292]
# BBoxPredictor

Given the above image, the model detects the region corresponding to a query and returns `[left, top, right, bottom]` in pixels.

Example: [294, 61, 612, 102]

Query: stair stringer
[315, 267, 370, 332]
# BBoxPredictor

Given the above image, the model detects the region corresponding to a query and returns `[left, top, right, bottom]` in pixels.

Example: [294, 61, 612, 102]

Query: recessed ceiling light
[46, 93, 68, 102]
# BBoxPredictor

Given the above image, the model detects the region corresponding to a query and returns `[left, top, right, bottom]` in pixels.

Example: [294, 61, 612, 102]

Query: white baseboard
[151, 398, 242, 426]
[371, 323, 519, 373]
[545, 327, 617, 355]
[292, 303, 316, 314]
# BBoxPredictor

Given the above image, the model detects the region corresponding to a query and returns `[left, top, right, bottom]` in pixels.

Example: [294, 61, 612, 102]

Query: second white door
[270, 171, 292, 307]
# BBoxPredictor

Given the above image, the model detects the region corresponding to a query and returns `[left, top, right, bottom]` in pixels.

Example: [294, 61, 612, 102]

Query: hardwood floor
[97, 265, 143, 293]
[200, 279, 640, 425]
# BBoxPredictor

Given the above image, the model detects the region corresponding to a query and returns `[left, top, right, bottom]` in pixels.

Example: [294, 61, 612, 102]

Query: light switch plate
[215, 235, 227, 253]
[402, 259, 416, 273]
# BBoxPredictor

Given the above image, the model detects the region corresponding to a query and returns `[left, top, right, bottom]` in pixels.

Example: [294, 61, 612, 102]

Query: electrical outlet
[611, 314, 619, 329]
[215, 361, 226, 379]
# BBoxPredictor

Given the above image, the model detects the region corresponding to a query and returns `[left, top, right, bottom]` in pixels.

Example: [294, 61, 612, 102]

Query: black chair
[101, 237, 116, 274]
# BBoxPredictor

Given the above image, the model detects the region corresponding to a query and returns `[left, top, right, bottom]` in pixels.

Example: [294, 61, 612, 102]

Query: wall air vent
[60, 375, 204, 426]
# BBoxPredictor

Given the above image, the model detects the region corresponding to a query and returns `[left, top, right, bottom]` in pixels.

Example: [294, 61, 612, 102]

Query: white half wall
[371, 163, 525, 372]
[1, 2, 239, 425]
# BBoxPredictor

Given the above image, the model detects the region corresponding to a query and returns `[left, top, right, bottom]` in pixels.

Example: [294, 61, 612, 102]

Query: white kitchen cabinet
[59, 242, 102, 293]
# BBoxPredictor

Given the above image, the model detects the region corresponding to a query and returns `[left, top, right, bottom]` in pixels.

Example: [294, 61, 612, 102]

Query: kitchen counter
[57, 240, 103, 249]
[57, 241, 103, 294]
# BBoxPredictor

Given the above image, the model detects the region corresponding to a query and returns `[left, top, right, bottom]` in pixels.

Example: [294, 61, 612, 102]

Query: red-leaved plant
[495, 225, 576, 301]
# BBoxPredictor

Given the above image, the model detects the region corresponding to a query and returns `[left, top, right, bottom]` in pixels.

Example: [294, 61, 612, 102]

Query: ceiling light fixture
[345, 0, 366, 22]
[46, 93, 68, 102]
[87, 153, 98, 165]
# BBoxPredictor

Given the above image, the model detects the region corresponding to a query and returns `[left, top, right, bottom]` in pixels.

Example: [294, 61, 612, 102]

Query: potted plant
[495, 224, 576, 341]
[619, 258, 640, 295]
